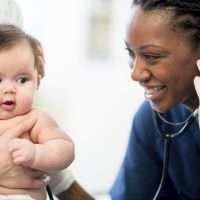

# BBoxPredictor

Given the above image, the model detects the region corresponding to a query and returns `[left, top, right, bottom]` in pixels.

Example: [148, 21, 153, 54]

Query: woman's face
[125, 6, 200, 112]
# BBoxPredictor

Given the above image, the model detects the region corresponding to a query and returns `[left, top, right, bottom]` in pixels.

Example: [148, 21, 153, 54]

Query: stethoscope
[152, 108, 198, 200]
[47, 185, 54, 200]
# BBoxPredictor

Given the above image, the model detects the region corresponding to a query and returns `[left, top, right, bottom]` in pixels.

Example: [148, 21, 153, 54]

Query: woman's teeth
[145, 86, 164, 95]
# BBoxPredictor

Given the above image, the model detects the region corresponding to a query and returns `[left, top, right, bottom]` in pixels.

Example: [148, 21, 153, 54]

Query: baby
[0, 24, 75, 200]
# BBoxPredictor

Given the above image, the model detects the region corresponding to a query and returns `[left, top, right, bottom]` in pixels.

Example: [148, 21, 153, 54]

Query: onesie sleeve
[49, 169, 75, 195]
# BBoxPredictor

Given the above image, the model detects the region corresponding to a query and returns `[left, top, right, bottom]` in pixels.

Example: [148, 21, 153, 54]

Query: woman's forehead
[128, 6, 174, 29]
[125, 7, 193, 52]
[126, 7, 175, 41]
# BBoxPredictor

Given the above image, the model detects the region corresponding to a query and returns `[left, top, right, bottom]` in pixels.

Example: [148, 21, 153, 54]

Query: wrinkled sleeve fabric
[49, 169, 75, 195]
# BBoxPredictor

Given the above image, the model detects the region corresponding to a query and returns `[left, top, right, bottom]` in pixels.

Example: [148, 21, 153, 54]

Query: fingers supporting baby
[16, 169, 50, 189]
[0, 116, 49, 189]
[0, 170, 50, 189]
[0, 117, 36, 174]
[3, 116, 36, 139]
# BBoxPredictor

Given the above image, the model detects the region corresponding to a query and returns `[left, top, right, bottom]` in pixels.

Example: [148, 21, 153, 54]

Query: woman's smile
[144, 85, 166, 101]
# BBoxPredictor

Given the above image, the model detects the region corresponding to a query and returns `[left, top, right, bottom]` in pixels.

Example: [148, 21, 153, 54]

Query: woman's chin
[150, 101, 171, 113]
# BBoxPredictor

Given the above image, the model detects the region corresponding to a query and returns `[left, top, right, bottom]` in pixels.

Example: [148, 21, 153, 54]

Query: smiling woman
[125, 6, 199, 112]
[110, 0, 200, 199]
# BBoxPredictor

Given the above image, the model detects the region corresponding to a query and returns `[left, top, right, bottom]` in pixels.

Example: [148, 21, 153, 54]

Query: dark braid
[132, 0, 200, 50]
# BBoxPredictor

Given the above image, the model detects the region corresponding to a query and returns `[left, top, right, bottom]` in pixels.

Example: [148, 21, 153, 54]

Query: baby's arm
[9, 109, 75, 172]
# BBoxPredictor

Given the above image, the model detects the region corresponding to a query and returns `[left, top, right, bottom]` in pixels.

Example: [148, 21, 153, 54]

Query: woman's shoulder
[134, 100, 153, 122]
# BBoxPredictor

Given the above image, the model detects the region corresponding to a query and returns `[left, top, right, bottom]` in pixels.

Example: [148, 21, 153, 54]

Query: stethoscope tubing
[152, 109, 197, 139]
[152, 109, 197, 200]
[153, 138, 171, 200]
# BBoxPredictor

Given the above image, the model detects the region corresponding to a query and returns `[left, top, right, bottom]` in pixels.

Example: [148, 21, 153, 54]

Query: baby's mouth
[1, 100, 15, 111]
[3, 101, 15, 106]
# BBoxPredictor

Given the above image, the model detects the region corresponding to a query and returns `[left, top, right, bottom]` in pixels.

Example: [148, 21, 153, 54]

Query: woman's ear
[37, 74, 41, 89]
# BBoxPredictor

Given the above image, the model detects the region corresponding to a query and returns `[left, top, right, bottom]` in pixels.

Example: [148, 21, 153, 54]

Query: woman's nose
[130, 58, 151, 82]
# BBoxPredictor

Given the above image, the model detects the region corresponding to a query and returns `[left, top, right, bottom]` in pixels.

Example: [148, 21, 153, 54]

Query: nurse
[110, 0, 200, 199]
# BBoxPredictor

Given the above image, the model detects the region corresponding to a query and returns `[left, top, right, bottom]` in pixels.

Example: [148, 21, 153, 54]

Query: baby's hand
[9, 138, 36, 167]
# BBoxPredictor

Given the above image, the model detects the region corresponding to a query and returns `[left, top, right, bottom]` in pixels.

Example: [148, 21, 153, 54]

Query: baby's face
[0, 40, 40, 120]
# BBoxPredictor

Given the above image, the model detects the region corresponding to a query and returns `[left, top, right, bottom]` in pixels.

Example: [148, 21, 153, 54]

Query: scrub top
[110, 101, 200, 200]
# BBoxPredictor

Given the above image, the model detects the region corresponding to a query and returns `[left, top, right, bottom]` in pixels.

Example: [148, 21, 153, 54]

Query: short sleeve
[49, 169, 75, 195]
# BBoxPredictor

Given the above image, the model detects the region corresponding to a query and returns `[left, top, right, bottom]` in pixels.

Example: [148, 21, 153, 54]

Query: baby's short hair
[0, 24, 44, 77]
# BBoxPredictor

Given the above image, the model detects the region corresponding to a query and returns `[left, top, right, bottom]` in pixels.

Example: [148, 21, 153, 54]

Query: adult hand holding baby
[0, 117, 49, 190]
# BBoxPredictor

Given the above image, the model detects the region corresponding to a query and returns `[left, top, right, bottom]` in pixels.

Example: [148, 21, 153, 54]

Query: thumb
[5, 116, 36, 139]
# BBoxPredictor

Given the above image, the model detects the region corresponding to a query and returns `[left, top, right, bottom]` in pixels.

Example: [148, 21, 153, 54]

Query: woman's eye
[144, 54, 160, 61]
[16, 77, 28, 84]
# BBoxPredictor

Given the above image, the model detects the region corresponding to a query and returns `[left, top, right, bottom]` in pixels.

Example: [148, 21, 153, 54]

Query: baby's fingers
[12, 156, 26, 165]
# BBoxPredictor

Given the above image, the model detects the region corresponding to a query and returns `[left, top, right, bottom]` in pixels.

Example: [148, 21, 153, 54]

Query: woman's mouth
[144, 86, 166, 101]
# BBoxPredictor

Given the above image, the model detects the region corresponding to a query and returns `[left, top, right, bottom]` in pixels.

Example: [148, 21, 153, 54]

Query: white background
[14, 0, 144, 198]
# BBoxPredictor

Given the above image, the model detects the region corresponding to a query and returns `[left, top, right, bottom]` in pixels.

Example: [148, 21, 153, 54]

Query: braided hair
[132, 0, 200, 50]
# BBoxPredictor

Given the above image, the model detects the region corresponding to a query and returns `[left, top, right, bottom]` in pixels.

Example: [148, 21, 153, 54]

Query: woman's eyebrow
[124, 40, 129, 47]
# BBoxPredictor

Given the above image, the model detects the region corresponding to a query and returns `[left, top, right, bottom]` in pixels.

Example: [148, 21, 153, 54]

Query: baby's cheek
[18, 92, 34, 113]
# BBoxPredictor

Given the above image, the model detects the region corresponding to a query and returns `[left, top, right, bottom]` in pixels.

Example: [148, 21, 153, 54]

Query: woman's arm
[50, 169, 94, 200]
[57, 181, 95, 200]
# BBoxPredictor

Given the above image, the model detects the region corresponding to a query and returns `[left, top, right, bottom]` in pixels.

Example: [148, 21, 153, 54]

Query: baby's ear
[37, 74, 41, 89]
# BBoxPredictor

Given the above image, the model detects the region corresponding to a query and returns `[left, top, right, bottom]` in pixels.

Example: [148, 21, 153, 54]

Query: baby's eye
[16, 77, 28, 84]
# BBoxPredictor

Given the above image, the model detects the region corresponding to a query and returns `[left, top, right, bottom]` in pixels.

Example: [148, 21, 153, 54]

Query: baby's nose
[3, 84, 16, 94]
